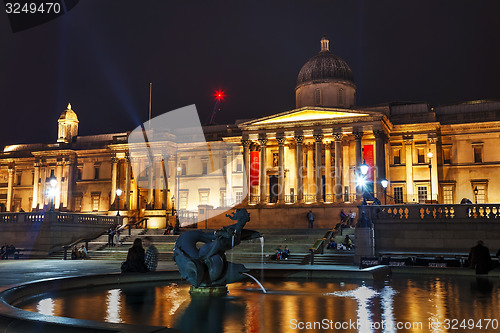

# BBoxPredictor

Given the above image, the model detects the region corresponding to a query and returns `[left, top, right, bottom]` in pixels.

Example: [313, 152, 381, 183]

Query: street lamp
[48, 174, 58, 211]
[359, 161, 369, 201]
[171, 195, 175, 216]
[381, 178, 388, 205]
[176, 166, 182, 214]
[115, 188, 122, 216]
[427, 150, 433, 203]
[474, 186, 479, 204]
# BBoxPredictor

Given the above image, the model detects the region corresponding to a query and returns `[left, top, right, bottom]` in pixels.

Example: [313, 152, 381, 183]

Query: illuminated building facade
[1, 37, 499, 228]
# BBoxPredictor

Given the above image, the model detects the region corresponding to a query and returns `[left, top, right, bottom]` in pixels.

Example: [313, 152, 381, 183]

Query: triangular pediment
[248, 108, 370, 126]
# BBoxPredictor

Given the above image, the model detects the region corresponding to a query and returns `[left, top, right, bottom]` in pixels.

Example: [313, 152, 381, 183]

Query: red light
[214, 90, 225, 101]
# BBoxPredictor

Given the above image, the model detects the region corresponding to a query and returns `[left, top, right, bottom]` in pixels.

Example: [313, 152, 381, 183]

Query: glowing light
[37, 298, 55, 316]
[214, 89, 225, 101]
[357, 176, 367, 187]
[360, 162, 369, 175]
[381, 179, 388, 189]
[105, 289, 122, 323]
[116, 188, 123, 197]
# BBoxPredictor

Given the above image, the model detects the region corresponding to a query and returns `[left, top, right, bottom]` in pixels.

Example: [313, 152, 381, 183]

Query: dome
[59, 103, 79, 122]
[296, 37, 355, 87]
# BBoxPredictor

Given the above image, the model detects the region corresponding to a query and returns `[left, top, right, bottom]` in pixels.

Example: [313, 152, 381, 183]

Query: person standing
[107, 227, 115, 247]
[469, 240, 492, 274]
[349, 210, 356, 228]
[306, 210, 314, 229]
[143, 236, 159, 272]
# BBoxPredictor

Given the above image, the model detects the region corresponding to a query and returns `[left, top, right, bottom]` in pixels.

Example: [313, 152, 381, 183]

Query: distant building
[1, 37, 499, 228]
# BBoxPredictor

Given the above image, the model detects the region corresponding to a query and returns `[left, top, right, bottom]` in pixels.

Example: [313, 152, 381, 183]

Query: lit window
[394, 187, 403, 204]
[473, 185, 486, 204]
[236, 191, 243, 203]
[443, 148, 451, 165]
[91, 194, 100, 211]
[473, 146, 483, 163]
[199, 191, 209, 205]
[417, 148, 425, 164]
[418, 186, 427, 204]
[442, 186, 454, 204]
[74, 196, 82, 212]
[179, 191, 188, 210]
[393, 149, 401, 165]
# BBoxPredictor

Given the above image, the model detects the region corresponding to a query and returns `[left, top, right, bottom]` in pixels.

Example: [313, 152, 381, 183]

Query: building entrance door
[269, 175, 278, 203]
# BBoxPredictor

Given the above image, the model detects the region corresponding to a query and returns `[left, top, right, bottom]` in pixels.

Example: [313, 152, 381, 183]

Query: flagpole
[148, 82, 152, 130]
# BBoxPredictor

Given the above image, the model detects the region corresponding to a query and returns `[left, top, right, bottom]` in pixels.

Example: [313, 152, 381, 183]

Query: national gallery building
[1, 37, 499, 227]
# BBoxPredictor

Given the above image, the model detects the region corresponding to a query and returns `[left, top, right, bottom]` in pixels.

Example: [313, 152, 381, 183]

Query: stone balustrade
[0, 212, 117, 225]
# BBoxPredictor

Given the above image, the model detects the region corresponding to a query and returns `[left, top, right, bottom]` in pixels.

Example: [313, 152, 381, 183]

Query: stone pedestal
[189, 285, 229, 295]
[354, 227, 374, 265]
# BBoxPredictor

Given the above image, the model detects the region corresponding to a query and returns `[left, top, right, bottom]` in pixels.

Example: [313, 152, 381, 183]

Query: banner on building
[363, 144, 374, 181]
[250, 151, 259, 186]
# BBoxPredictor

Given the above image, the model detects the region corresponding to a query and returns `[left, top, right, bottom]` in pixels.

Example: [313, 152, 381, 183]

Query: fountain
[172, 208, 262, 295]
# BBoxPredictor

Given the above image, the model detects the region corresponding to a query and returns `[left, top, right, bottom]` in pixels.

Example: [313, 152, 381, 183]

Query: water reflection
[19, 276, 500, 332]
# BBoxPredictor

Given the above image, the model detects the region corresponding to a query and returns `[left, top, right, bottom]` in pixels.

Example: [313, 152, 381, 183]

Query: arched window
[314, 88, 321, 106]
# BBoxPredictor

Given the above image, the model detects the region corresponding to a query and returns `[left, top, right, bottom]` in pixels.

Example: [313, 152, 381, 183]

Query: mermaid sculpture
[173, 208, 261, 289]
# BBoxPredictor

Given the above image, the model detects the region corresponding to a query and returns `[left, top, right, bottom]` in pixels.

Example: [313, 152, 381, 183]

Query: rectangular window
[236, 191, 243, 203]
[443, 148, 451, 165]
[236, 158, 242, 172]
[16, 172, 22, 186]
[442, 186, 454, 204]
[418, 186, 428, 204]
[74, 196, 82, 212]
[394, 187, 403, 204]
[417, 148, 425, 164]
[76, 168, 82, 181]
[181, 164, 187, 176]
[474, 146, 483, 163]
[179, 191, 188, 210]
[91, 194, 100, 211]
[202, 162, 208, 175]
[220, 190, 226, 207]
[393, 149, 401, 165]
[199, 191, 209, 205]
[474, 185, 486, 204]
[94, 167, 100, 180]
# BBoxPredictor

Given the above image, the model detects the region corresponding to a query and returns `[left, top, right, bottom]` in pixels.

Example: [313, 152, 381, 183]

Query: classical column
[38, 160, 46, 208]
[324, 141, 332, 202]
[55, 159, 63, 209]
[277, 135, 286, 204]
[374, 130, 387, 200]
[353, 130, 363, 200]
[241, 139, 251, 203]
[110, 157, 118, 207]
[314, 133, 324, 203]
[131, 158, 140, 211]
[306, 143, 314, 200]
[124, 156, 131, 210]
[294, 135, 304, 203]
[258, 135, 268, 204]
[32, 160, 40, 210]
[154, 157, 163, 209]
[147, 157, 154, 208]
[65, 157, 75, 211]
[428, 136, 438, 203]
[333, 131, 343, 201]
[403, 134, 414, 203]
[6, 167, 14, 212]
[225, 149, 233, 205]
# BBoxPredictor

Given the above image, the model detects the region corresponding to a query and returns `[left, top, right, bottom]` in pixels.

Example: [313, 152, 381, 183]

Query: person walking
[107, 227, 115, 247]
[306, 210, 314, 229]
[349, 210, 356, 228]
[143, 236, 159, 272]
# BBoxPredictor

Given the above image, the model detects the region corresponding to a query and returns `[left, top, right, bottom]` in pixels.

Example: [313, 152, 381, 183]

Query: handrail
[125, 218, 148, 235]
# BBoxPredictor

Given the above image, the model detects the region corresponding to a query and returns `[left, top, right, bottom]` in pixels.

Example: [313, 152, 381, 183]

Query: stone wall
[196, 204, 358, 229]
[0, 212, 118, 255]
[367, 204, 500, 254]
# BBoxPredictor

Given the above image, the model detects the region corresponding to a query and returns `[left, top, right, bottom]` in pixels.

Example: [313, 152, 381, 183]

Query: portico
[238, 107, 390, 205]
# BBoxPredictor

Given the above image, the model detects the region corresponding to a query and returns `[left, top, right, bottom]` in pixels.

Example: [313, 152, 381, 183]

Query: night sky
[1, 1, 500, 146]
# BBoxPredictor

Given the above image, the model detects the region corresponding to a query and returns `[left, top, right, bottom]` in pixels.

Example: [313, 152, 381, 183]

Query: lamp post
[48, 175, 58, 211]
[115, 188, 122, 216]
[381, 178, 388, 205]
[356, 162, 370, 228]
[171, 195, 175, 216]
[427, 151, 433, 203]
[474, 186, 478, 204]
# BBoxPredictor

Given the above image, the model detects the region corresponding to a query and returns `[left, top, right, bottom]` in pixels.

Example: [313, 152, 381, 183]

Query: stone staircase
[51, 227, 355, 266]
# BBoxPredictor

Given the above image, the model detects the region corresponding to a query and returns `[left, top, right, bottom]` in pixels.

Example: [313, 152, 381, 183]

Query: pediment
[245, 108, 371, 127]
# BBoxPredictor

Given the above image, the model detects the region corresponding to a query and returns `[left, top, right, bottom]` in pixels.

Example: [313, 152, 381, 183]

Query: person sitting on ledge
[78, 244, 87, 259]
[270, 245, 283, 260]
[342, 235, 353, 251]
[327, 237, 337, 250]
[71, 246, 78, 260]
[282, 246, 290, 260]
